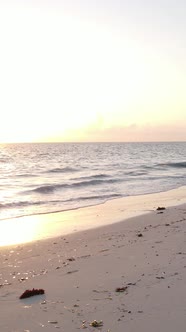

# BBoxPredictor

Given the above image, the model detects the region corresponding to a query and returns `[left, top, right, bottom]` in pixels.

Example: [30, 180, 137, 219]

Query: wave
[29, 178, 122, 194]
[1, 142, 186, 223]
[0, 192, 123, 221]
[33, 185, 58, 193]
[67, 193, 121, 202]
[164, 161, 186, 168]
[29, 172, 184, 196]
[140, 161, 186, 171]
[16, 173, 38, 178]
[124, 170, 148, 176]
[72, 173, 110, 180]
[0, 200, 45, 209]
[47, 166, 79, 173]
[71, 178, 121, 188]
[157, 161, 186, 168]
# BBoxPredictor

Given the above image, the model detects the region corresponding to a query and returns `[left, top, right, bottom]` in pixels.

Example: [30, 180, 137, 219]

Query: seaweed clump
[20, 288, 45, 299]
[115, 286, 128, 292]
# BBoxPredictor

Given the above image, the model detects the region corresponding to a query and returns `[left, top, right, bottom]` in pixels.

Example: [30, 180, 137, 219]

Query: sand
[0, 188, 186, 331]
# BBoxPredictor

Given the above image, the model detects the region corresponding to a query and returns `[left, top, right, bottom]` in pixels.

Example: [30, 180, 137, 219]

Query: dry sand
[0, 188, 186, 331]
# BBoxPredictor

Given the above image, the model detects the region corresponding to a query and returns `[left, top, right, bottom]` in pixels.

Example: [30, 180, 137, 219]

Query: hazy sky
[0, 0, 185, 142]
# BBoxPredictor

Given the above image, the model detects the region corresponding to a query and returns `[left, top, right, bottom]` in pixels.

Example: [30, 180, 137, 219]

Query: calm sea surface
[0, 142, 186, 221]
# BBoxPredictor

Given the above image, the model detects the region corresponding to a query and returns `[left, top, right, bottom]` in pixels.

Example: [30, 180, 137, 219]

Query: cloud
[66, 123, 186, 142]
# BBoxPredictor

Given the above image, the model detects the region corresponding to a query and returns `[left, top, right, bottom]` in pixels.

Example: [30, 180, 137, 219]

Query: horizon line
[1, 140, 186, 144]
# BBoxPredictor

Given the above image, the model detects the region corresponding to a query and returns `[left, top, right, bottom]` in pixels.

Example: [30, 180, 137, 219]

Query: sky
[0, 0, 185, 142]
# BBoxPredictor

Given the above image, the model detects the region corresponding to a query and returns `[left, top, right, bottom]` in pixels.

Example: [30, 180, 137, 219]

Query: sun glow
[0, 217, 40, 246]
[0, 2, 185, 143]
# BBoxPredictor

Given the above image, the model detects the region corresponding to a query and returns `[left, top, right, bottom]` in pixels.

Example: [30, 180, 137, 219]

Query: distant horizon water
[0, 142, 186, 221]
[1, 140, 186, 144]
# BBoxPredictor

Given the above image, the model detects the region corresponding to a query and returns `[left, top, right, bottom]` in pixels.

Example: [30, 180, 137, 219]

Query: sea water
[0, 142, 186, 221]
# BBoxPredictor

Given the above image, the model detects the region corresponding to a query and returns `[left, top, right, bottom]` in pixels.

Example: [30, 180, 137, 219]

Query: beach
[1, 0, 186, 329]
[0, 188, 186, 331]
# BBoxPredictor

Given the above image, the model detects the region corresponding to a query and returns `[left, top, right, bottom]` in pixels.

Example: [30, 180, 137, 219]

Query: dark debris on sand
[19, 288, 45, 299]
[156, 207, 166, 211]
[115, 286, 128, 292]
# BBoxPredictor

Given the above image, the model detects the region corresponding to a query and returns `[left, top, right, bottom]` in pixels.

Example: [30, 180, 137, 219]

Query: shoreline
[0, 197, 186, 331]
[0, 186, 186, 247]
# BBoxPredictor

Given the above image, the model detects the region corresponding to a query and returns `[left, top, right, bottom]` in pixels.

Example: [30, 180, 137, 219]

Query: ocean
[0, 142, 186, 221]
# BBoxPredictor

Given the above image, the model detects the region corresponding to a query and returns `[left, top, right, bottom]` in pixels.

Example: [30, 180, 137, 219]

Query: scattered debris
[115, 286, 128, 292]
[0, 281, 11, 287]
[48, 321, 58, 324]
[127, 282, 136, 286]
[67, 270, 78, 274]
[81, 321, 87, 329]
[93, 289, 108, 293]
[90, 320, 103, 327]
[157, 207, 166, 211]
[19, 277, 28, 282]
[79, 254, 91, 259]
[100, 249, 109, 252]
[82, 323, 87, 329]
[19, 288, 45, 299]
